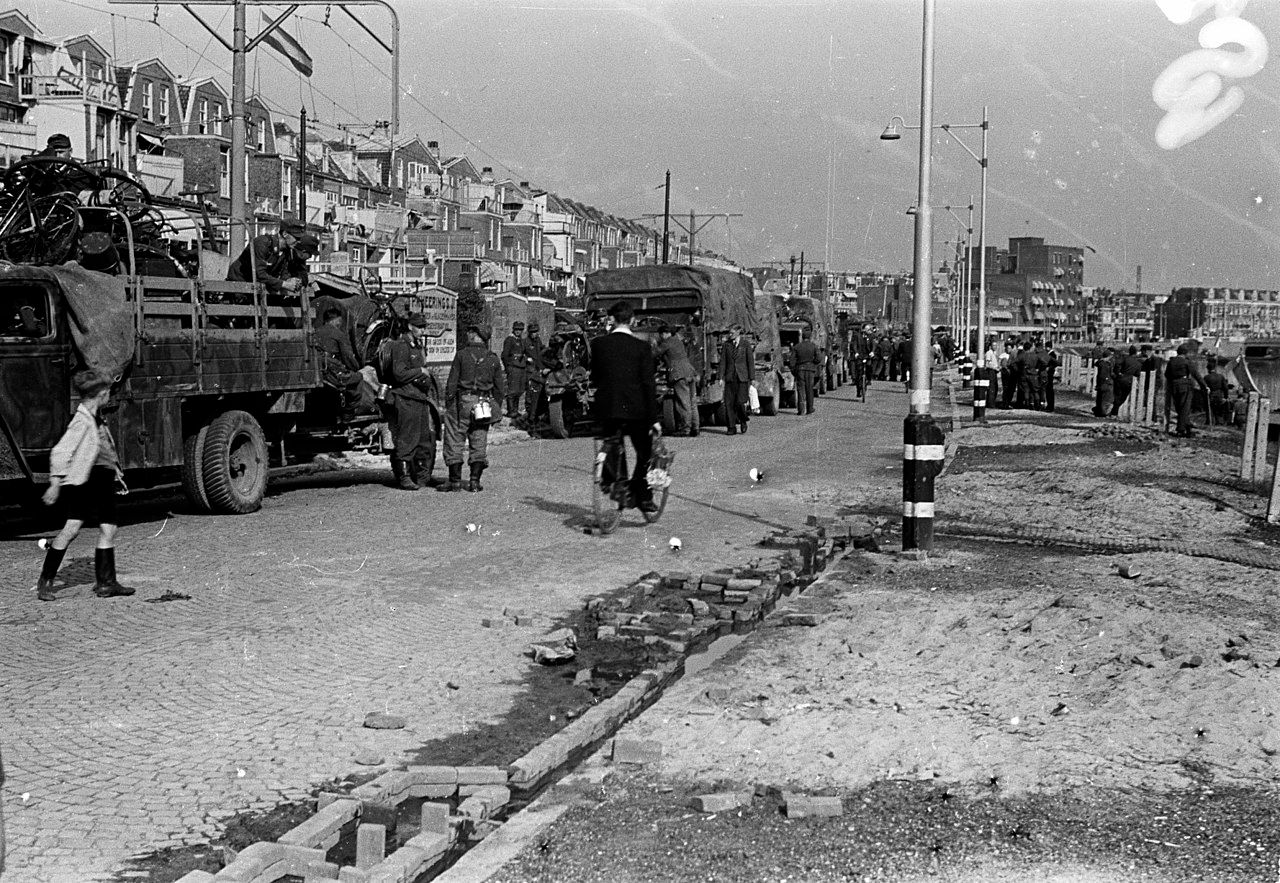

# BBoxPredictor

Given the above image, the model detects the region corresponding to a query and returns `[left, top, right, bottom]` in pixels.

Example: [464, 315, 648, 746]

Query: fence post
[1268, 444, 1280, 524]
[1144, 371, 1157, 424]
[1253, 397, 1271, 483]
[1129, 373, 1144, 425]
[1242, 392, 1262, 481]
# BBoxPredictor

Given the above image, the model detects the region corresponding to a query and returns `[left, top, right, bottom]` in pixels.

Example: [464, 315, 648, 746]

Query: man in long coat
[720, 323, 755, 435]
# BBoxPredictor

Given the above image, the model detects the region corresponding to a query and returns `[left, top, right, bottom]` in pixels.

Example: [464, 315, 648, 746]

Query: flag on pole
[260, 12, 313, 78]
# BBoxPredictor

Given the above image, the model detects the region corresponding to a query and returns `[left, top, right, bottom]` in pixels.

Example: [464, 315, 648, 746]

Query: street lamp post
[891, 0, 944, 553]
[882, 104, 990, 421]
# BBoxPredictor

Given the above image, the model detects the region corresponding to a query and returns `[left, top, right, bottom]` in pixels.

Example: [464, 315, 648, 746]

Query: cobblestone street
[0, 383, 901, 881]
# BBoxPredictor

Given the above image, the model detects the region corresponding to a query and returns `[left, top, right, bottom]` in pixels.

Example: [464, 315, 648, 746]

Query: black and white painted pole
[972, 365, 990, 422]
[902, 0, 941, 553]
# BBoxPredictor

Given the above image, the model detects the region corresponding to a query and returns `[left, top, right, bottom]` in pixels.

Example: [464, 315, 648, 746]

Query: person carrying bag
[439, 324, 506, 493]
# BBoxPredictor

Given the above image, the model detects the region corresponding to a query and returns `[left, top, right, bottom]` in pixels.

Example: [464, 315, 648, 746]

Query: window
[213, 103, 224, 136]
[1, 285, 51, 340]
[281, 163, 293, 212]
[142, 81, 153, 118]
[219, 147, 229, 198]
[199, 100, 209, 134]
[158, 85, 169, 125]
[255, 120, 266, 152]
[0, 35, 10, 83]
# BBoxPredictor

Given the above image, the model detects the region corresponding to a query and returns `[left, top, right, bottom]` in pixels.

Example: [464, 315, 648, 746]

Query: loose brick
[807, 796, 844, 817]
[612, 738, 663, 764]
[408, 766, 458, 785]
[721, 589, 749, 603]
[481, 616, 513, 628]
[596, 625, 617, 639]
[456, 765, 507, 785]
[303, 860, 340, 880]
[338, 869, 370, 883]
[420, 801, 450, 834]
[700, 572, 731, 586]
[726, 577, 762, 591]
[280, 799, 360, 848]
[783, 613, 823, 627]
[573, 668, 594, 685]
[355, 824, 386, 869]
[619, 623, 655, 636]
[689, 791, 752, 813]
[687, 598, 710, 616]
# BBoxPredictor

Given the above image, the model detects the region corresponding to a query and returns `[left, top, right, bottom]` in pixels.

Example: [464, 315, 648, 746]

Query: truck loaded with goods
[0, 156, 456, 514]
[584, 264, 759, 430]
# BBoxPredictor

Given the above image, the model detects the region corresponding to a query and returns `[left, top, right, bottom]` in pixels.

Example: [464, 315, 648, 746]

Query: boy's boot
[36, 545, 66, 602]
[93, 548, 136, 597]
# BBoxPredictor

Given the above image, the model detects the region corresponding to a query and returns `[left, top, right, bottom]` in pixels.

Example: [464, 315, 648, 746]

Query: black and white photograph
[1, 0, 1279, 880]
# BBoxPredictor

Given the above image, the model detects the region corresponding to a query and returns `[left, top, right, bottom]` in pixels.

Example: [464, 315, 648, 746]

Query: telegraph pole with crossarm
[110, 0, 399, 258]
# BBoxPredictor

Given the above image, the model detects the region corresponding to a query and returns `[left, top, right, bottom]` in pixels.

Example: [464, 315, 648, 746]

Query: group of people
[1091, 342, 1235, 438]
[994, 338, 1062, 412]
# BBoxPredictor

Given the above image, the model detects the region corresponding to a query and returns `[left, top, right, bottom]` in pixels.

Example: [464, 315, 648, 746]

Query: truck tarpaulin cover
[0, 263, 136, 379]
[584, 265, 759, 335]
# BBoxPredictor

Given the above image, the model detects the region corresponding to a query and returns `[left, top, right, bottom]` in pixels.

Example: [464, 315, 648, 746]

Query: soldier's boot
[465, 462, 486, 492]
[35, 544, 66, 601]
[437, 464, 463, 492]
[415, 456, 440, 488]
[93, 548, 136, 598]
[392, 457, 418, 491]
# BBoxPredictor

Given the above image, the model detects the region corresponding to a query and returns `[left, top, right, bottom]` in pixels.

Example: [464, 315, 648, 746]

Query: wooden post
[1268, 441, 1280, 524]
[1253, 397, 1271, 483]
[1242, 392, 1262, 481]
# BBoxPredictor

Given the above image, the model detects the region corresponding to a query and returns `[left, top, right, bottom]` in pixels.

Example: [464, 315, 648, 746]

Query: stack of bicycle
[0, 155, 160, 270]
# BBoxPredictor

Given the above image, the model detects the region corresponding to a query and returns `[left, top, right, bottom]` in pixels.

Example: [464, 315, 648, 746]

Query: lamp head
[879, 118, 903, 140]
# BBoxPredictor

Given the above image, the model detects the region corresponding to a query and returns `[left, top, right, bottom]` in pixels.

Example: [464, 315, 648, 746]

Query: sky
[33, 0, 1280, 291]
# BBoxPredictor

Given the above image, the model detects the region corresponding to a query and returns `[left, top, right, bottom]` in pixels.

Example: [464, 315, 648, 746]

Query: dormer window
[199, 100, 209, 134]
[213, 103, 224, 136]
[158, 85, 169, 125]
[142, 81, 153, 118]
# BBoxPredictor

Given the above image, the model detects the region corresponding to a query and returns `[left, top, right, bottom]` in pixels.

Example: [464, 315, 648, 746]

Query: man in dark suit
[720, 323, 755, 435]
[590, 301, 660, 512]
[790, 328, 821, 415]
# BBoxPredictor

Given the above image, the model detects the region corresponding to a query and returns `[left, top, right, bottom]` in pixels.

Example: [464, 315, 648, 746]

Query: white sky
[33, 0, 1280, 291]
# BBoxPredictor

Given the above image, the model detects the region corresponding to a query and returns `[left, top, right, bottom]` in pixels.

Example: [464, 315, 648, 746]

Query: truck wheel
[201, 410, 268, 514]
[548, 399, 570, 439]
[661, 398, 676, 434]
[181, 424, 212, 513]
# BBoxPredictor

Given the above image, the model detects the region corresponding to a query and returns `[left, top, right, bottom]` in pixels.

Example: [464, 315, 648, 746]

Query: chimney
[520, 181, 530, 188]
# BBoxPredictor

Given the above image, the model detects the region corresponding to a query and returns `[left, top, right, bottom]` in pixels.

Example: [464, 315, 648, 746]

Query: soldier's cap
[407, 313, 428, 328]
[512, 320, 525, 330]
[468, 323, 491, 342]
[527, 322, 540, 332]
[281, 220, 305, 237]
[46, 133, 72, 149]
[296, 232, 320, 253]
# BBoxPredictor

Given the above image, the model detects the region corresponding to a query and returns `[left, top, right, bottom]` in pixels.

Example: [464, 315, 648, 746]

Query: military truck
[780, 295, 840, 392]
[583, 265, 758, 430]
[753, 292, 788, 414]
[0, 215, 455, 515]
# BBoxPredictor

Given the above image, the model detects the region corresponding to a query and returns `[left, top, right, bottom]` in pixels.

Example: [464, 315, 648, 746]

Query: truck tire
[661, 398, 676, 434]
[760, 393, 779, 416]
[201, 410, 268, 514]
[181, 424, 212, 513]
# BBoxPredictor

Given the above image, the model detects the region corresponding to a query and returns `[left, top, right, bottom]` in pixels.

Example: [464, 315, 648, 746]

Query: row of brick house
[0, 7, 722, 301]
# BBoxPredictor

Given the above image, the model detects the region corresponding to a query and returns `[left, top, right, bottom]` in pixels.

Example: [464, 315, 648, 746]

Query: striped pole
[903, 411, 946, 551]
[972, 365, 990, 422]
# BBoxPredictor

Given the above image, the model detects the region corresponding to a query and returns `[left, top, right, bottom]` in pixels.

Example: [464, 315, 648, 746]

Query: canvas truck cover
[584, 265, 759, 335]
[781, 295, 831, 348]
[0, 263, 135, 380]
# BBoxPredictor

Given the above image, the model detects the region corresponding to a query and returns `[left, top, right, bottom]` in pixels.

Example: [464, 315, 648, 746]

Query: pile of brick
[176, 523, 855, 882]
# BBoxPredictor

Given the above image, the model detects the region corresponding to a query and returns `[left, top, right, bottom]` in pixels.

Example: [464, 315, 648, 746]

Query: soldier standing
[439, 325, 505, 492]
[523, 321, 545, 426]
[1044, 341, 1061, 413]
[1092, 347, 1116, 418]
[1110, 346, 1144, 417]
[387, 314, 437, 490]
[1165, 344, 1207, 437]
[501, 320, 526, 418]
[657, 324, 699, 436]
[790, 328, 821, 416]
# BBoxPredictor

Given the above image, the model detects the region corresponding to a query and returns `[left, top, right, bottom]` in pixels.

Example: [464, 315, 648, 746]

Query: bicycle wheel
[89, 168, 153, 222]
[1, 193, 81, 264]
[642, 429, 674, 524]
[591, 437, 625, 535]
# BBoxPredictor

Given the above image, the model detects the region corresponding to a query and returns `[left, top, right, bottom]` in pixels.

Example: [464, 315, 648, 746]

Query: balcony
[421, 230, 484, 260]
[20, 74, 119, 106]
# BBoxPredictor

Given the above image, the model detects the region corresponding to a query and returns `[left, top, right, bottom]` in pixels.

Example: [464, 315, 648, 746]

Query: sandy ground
[621, 414, 1280, 798]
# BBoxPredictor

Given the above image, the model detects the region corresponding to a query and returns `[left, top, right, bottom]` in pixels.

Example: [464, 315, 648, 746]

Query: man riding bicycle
[589, 300, 660, 514]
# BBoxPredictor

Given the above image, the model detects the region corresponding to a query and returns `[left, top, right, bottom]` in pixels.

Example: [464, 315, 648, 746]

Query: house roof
[61, 33, 112, 61]
[132, 57, 179, 82]
[442, 155, 481, 181]
[0, 9, 50, 41]
[185, 76, 229, 100]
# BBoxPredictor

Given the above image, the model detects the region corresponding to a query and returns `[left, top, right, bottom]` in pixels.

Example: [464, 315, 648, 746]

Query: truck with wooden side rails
[0, 158, 455, 514]
[583, 264, 759, 430]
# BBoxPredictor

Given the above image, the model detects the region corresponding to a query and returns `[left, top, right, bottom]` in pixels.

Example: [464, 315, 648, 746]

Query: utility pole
[111, 0, 399, 258]
[641, 204, 741, 268]
[662, 170, 671, 264]
[799, 251, 806, 295]
[297, 106, 307, 227]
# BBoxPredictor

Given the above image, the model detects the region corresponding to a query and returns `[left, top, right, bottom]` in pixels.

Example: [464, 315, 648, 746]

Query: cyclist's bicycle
[592, 425, 675, 535]
[853, 355, 869, 402]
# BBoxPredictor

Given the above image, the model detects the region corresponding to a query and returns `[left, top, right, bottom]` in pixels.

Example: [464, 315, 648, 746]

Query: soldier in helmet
[439, 325, 505, 492]
[386, 313, 438, 489]
[501, 320, 527, 418]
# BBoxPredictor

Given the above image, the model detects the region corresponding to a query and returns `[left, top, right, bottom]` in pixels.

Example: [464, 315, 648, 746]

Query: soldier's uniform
[1110, 348, 1144, 416]
[523, 322, 545, 425]
[440, 325, 506, 492]
[1093, 349, 1116, 417]
[500, 321, 527, 418]
[387, 314, 437, 489]
[1165, 346, 1206, 437]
